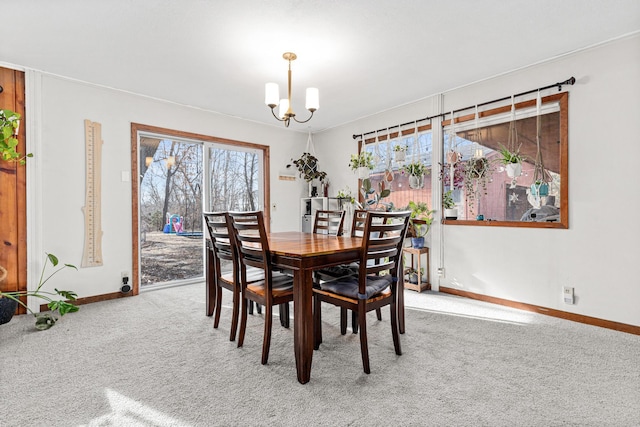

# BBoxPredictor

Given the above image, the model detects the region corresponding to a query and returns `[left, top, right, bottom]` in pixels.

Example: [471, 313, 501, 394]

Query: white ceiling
[2, 0, 639, 133]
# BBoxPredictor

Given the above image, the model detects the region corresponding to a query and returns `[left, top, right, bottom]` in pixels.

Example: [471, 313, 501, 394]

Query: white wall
[314, 34, 640, 327]
[27, 74, 308, 302]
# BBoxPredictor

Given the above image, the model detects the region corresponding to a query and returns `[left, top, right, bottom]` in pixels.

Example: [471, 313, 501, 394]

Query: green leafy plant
[0, 253, 79, 330]
[498, 144, 524, 165]
[336, 187, 355, 204]
[405, 200, 434, 237]
[0, 109, 32, 165]
[401, 161, 427, 177]
[393, 145, 407, 152]
[291, 152, 327, 182]
[463, 156, 494, 211]
[349, 151, 374, 171]
[359, 178, 391, 210]
[442, 190, 456, 209]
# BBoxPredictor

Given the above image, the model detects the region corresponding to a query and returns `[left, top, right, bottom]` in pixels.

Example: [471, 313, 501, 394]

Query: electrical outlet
[121, 271, 131, 293]
[437, 267, 445, 277]
[563, 286, 574, 304]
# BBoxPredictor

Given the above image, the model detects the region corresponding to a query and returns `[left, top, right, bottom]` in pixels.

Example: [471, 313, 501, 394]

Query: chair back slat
[204, 211, 239, 285]
[351, 209, 368, 237]
[228, 211, 273, 278]
[358, 211, 411, 289]
[313, 210, 345, 236]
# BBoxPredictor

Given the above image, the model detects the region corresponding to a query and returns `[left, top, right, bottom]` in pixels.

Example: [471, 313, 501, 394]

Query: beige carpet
[0, 283, 638, 426]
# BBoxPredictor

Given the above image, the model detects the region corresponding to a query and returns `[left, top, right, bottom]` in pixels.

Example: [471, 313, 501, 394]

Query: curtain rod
[352, 76, 576, 140]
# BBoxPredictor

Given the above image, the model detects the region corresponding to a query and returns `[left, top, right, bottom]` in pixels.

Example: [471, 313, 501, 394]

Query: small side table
[402, 246, 430, 292]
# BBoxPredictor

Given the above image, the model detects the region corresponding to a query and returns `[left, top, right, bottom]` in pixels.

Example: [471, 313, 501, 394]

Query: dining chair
[313, 210, 410, 374]
[229, 210, 294, 365]
[312, 209, 345, 236]
[314, 209, 382, 334]
[204, 212, 267, 341]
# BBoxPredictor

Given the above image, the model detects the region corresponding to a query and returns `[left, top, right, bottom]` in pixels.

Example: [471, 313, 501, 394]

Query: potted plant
[463, 156, 494, 212]
[404, 266, 423, 284]
[291, 152, 327, 183]
[359, 178, 391, 211]
[349, 151, 374, 179]
[393, 144, 407, 163]
[531, 180, 549, 197]
[442, 189, 458, 220]
[498, 144, 524, 179]
[401, 161, 427, 189]
[0, 253, 79, 330]
[405, 200, 434, 248]
[0, 109, 32, 164]
[292, 152, 327, 197]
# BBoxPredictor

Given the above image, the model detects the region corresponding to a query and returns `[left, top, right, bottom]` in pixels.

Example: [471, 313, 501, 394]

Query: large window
[442, 92, 568, 228]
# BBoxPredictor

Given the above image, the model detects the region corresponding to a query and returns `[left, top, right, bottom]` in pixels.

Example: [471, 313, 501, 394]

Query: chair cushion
[319, 274, 392, 299]
[315, 264, 358, 282]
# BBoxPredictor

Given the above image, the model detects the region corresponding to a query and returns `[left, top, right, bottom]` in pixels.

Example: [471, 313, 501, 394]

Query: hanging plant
[349, 151, 374, 179]
[401, 161, 426, 177]
[498, 143, 525, 179]
[0, 109, 32, 164]
[393, 144, 407, 163]
[401, 161, 427, 189]
[463, 156, 494, 211]
[349, 151, 374, 170]
[291, 152, 327, 183]
[528, 93, 553, 208]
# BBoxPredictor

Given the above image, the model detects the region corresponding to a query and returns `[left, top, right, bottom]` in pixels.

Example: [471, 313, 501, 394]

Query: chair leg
[256, 303, 262, 314]
[279, 303, 290, 328]
[358, 303, 370, 374]
[376, 308, 382, 321]
[340, 308, 347, 335]
[390, 301, 402, 356]
[314, 295, 322, 349]
[206, 250, 215, 316]
[352, 310, 358, 334]
[249, 301, 254, 315]
[229, 288, 240, 341]
[237, 296, 248, 348]
[206, 282, 216, 316]
[213, 284, 224, 329]
[262, 304, 273, 365]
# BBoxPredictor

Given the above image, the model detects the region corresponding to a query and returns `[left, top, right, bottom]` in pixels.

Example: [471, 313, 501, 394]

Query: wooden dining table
[267, 230, 408, 384]
[267, 231, 362, 384]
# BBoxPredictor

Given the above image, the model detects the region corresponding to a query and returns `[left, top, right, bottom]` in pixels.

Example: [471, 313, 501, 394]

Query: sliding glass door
[135, 128, 264, 289]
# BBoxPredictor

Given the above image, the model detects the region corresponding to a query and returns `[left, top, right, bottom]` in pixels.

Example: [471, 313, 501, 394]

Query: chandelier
[264, 52, 319, 127]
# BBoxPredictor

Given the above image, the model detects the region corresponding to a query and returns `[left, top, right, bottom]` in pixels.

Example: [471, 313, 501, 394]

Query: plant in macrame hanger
[528, 92, 553, 209]
[393, 124, 407, 166]
[462, 106, 494, 214]
[499, 96, 525, 188]
[443, 112, 462, 187]
[383, 128, 395, 183]
[291, 132, 327, 196]
[373, 130, 383, 165]
[350, 135, 374, 179]
[402, 125, 427, 189]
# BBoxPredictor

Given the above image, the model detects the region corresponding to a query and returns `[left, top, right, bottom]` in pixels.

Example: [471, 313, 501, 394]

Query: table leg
[293, 269, 314, 384]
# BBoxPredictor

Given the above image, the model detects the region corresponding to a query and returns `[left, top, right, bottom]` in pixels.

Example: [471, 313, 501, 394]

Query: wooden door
[0, 67, 27, 313]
